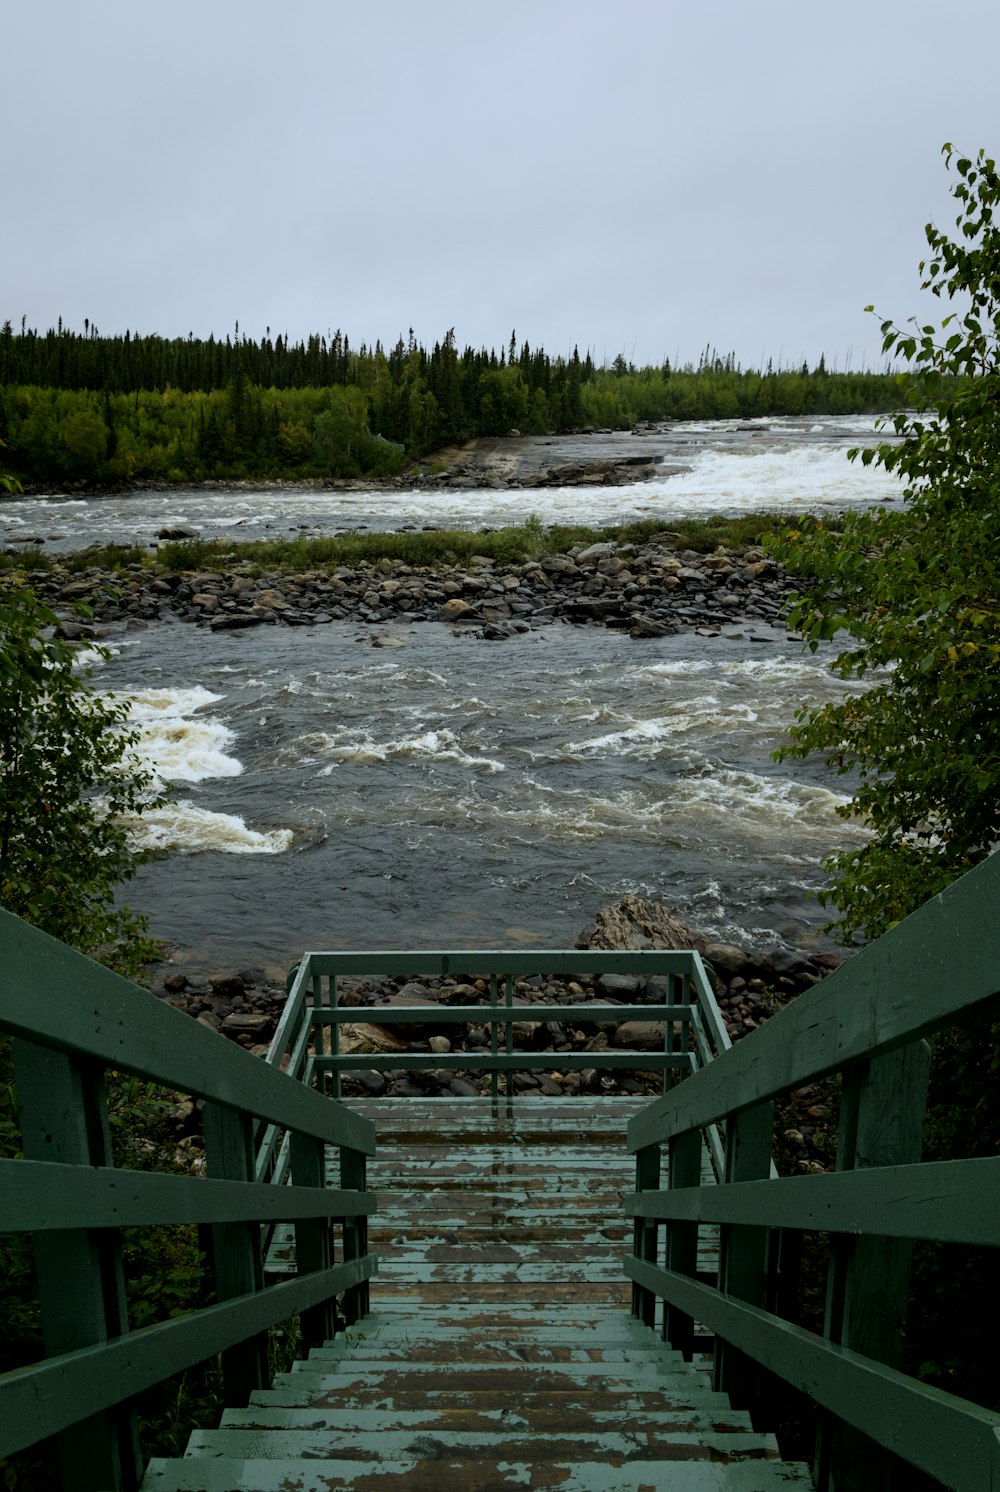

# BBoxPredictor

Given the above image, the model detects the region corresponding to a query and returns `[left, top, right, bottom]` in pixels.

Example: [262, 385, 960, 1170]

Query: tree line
[0, 320, 902, 487]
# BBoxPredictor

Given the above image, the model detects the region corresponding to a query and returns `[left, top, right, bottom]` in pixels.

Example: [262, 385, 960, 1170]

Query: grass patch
[2, 512, 836, 584]
[153, 511, 824, 575]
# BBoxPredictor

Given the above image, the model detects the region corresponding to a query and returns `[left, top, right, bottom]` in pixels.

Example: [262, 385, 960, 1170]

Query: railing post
[816, 1041, 931, 1492]
[289, 1129, 336, 1348]
[340, 1146, 370, 1324]
[631, 1143, 660, 1327]
[202, 1101, 270, 1404]
[327, 972, 341, 1101]
[714, 1099, 773, 1408]
[489, 973, 499, 1102]
[12, 1040, 143, 1492]
[504, 971, 514, 1100]
[663, 973, 684, 1093]
[663, 1126, 701, 1357]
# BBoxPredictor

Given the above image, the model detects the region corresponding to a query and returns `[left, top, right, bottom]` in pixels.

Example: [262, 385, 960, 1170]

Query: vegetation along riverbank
[0, 315, 904, 490]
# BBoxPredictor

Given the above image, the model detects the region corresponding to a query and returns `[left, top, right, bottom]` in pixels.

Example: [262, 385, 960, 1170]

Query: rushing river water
[94, 621, 870, 978]
[44, 415, 895, 977]
[2, 413, 902, 553]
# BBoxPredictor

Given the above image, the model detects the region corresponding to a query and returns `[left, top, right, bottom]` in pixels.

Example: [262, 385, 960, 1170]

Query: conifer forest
[0, 319, 901, 488]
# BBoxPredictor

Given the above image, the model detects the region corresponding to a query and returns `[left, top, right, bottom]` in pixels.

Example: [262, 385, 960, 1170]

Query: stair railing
[0, 908, 377, 1492]
[269, 948, 730, 1114]
[625, 852, 1000, 1492]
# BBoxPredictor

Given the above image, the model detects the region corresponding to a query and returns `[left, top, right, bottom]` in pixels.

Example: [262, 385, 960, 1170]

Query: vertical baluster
[489, 973, 499, 1102]
[290, 1129, 336, 1348]
[663, 1127, 701, 1355]
[325, 972, 344, 1104]
[505, 971, 514, 1099]
[332, 972, 344, 1104]
[202, 1102, 269, 1405]
[662, 980, 674, 1095]
[631, 1143, 660, 1327]
[312, 967, 327, 1094]
[713, 1100, 773, 1407]
[340, 1147, 370, 1323]
[816, 1042, 931, 1492]
[12, 1041, 143, 1492]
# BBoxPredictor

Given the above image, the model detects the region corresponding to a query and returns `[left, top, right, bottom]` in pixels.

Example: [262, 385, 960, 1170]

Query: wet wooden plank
[143, 1455, 812, 1490]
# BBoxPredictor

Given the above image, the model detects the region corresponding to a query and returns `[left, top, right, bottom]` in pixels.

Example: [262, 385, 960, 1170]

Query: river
[40, 415, 893, 978]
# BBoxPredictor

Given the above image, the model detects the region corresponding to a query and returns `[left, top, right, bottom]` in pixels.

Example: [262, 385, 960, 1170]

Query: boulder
[577, 896, 706, 953]
[339, 1023, 409, 1055]
[157, 524, 200, 540]
[438, 598, 478, 620]
[221, 1011, 274, 1039]
[702, 942, 750, 979]
[612, 1021, 666, 1050]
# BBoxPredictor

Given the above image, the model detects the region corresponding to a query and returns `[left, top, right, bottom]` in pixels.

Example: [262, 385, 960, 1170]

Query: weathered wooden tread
[226, 1404, 758, 1434]
[141, 1456, 813, 1489]
[254, 1383, 743, 1413]
[182, 1426, 788, 1461]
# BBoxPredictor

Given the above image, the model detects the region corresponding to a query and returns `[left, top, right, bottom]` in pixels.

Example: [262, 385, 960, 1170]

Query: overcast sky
[4, 0, 999, 372]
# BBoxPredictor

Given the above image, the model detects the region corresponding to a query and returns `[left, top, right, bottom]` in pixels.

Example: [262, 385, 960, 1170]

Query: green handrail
[0, 908, 377, 1492]
[625, 852, 1000, 1492]
[273, 947, 728, 1107]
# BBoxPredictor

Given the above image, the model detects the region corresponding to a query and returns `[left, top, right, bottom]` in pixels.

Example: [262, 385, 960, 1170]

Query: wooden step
[142, 1456, 813, 1490]
[141, 1098, 810, 1491]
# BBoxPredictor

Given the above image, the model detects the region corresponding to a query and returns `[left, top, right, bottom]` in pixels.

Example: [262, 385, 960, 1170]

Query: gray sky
[4, 0, 999, 371]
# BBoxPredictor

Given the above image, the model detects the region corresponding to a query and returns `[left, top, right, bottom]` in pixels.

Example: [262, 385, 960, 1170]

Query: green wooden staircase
[5, 855, 1000, 1491]
[142, 1098, 810, 1490]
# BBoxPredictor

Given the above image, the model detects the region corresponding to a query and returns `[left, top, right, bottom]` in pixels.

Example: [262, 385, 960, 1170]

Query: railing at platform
[263, 946, 731, 1175]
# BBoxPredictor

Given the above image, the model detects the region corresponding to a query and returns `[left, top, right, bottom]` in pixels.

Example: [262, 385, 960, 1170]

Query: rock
[577, 896, 705, 953]
[612, 1021, 666, 1050]
[760, 946, 816, 985]
[448, 1077, 479, 1098]
[254, 588, 292, 611]
[221, 1011, 274, 1038]
[339, 1023, 409, 1055]
[157, 524, 200, 540]
[597, 972, 643, 998]
[209, 613, 265, 631]
[629, 616, 673, 638]
[393, 981, 440, 1003]
[353, 1070, 388, 1096]
[438, 598, 478, 620]
[702, 942, 750, 979]
[55, 619, 96, 640]
[539, 554, 580, 575]
[211, 974, 247, 1000]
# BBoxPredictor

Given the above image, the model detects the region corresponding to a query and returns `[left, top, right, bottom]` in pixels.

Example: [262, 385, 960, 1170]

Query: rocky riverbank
[14, 531, 797, 644]
[158, 895, 840, 1179]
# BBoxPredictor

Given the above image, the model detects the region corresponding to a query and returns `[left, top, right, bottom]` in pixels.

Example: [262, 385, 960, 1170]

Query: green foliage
[770, 145, 1000, 940]
[0, 588, 161, 971]
[0, 317, 906, 489]
[0, 436, 20, 496]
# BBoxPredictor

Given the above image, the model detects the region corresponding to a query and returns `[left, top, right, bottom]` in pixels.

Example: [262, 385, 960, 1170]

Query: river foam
[109, 682, 294, 855]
